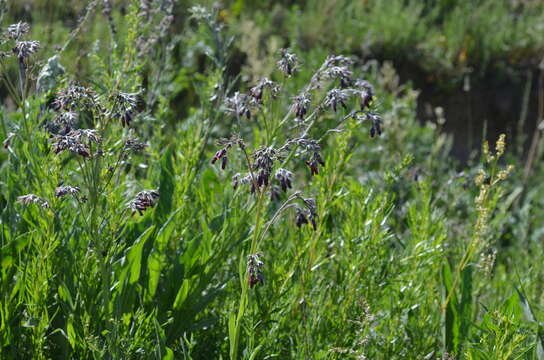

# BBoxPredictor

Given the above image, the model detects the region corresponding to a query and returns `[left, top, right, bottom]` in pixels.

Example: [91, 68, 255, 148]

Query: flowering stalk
[442, 134, 513, 311]
[214, 48, 382, 359]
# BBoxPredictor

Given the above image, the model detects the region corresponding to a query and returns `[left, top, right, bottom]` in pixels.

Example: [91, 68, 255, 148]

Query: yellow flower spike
[475, 169, 486, 186]
[495, 134, 506, 158]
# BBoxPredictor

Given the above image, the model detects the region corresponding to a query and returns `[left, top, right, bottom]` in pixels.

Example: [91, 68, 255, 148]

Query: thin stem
[17, 59, 26, 100]
[240, 143, 259, 194]
[249, 190, 266, 254]
[258, 192, 300, 244]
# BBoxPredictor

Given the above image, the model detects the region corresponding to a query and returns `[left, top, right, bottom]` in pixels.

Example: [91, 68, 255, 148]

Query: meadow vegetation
[1, 1, 544, 359]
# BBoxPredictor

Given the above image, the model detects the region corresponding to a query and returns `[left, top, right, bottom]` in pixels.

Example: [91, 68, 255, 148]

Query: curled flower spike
[17, 194, 49, 209]
[124, 138, 147, 153]
[253, 147, 277, 188]
[324, 88, 350, 112]
[275, 168, 293, 192]
[55, 186, 81, 199]
[250, 78, 279, 104]
[247, 254, 264, 288]
[128, 190, 159, 215]
[12, 40, 40, 59]
[292, 93, 311, 120]
[211, 146, 230, 170]
[107, 91, 139, 127]
[277, 48, 299, 77]
[224, 92, 252, 120]
[368, 112, 382, 137]
[295, 207, 309, 227]
[6, 22, 30, 40]
[355, 79, 374, 110]
[306, 152, 325, 176]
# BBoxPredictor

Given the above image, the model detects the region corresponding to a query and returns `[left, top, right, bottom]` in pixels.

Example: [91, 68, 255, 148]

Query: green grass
[1, 1, 544, 359]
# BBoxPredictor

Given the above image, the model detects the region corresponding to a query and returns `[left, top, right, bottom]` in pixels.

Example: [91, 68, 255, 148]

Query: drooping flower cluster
[368, 112, 382, 138]
[249, 78, 279, 104]
[47, 111, 79, 135]
[124, 138, 147, 153]
[247, 253, 264, 288]
[47, 84, 101, 135]
[295, 197, 318, 230]
[12, 40, 40, 60]
[306, 152, 325, 176]
[0, 22, 39, 105]
[211, 147, 230, 170]
[251, 147, 278, 191]
[323, 55, 354, 88]
[277, 48, 299, 77]
[211, 49, 382, 232]
[278, 138, 325, 177]
[224, 92, 253, 120]
[106, 91, 139, 127]
[2, 22, 40, 61]
[17, 194, 49, 209]
[51, 129, 101, 158]
[128, 190, 160, 216]
[52, 84, 99, 113]
[275, 168, 293, 192]
[292, 93, 312, 121]
[55, 185, 81, 199]
[324, 88, 350, 112]
[355, 79, 374, 110]
[6, 22, 30, 40]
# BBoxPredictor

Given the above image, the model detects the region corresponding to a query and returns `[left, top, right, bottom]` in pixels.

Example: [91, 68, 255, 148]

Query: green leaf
[228, 312, 237, 360]
[516, 286, 544, 360]
[154, 145, 175, 224]
[173, 279, 191, 310]
[442, 261, 459, 355]
[147, 208, 181, 300]
[118, 226, 155, 287]
[458, 265, 473, 353]
[66, 316, 76, 349]
[162, 347, 174, 360]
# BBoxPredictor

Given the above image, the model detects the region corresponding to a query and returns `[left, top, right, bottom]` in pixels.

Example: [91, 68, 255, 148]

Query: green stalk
[230, 188, 266, 360]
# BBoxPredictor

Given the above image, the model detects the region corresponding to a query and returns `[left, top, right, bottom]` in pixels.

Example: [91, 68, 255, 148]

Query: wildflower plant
[0, 8, 171, 358]
[442, 134, 514, 356]
[0, 21, 39, 101]
[213, 50, 381, 235]
[211, 47, 382, 359]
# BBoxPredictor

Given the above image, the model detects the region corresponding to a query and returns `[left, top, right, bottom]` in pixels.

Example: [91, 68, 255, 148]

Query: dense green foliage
[1, 1, 544, 359]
